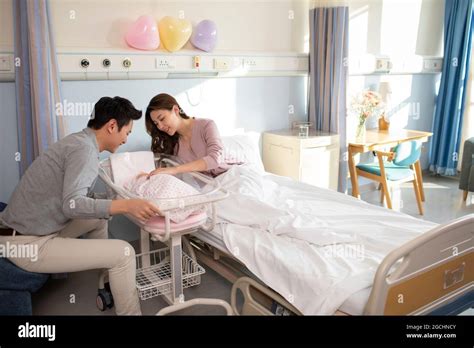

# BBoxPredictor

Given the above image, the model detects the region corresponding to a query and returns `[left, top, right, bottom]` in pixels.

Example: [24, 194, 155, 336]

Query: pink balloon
[125, 15, 160, 50]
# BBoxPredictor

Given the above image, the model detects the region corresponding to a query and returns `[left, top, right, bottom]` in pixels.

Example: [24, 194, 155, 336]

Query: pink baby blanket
[124, 174, 205, 223]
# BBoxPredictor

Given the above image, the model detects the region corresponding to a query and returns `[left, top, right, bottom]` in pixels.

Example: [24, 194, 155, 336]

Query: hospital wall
[48, 0, 309, 53]
[1, 0, 445, 216]
[0, 0, 13, 52]
[50, 0, 445, 174]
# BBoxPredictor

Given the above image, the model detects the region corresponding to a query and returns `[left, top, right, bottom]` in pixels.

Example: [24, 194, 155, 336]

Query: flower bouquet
[351, 90, 383, 140]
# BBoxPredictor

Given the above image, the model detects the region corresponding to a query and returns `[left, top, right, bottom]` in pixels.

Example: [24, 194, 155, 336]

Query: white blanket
[213, 165, 437, 314]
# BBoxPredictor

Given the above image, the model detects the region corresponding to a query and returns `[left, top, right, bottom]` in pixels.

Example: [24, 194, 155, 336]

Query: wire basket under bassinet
[136, 247, 205, 301]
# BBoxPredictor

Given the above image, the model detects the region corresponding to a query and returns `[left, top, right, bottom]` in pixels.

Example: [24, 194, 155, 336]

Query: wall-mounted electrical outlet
[375, 58, 392, 72]
[213, 58, 232, 70]
[156, 58, 175, 69]
[243, 58, 257, 68]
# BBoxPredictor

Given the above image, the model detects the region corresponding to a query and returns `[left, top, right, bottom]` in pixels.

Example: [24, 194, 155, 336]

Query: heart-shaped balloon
[158, 16, 192, 52]
[190, 20, 217, 52]
[125, 15, 160, 50]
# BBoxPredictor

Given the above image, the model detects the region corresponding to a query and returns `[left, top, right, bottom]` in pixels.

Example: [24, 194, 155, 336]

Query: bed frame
[189, 214, 473, 316]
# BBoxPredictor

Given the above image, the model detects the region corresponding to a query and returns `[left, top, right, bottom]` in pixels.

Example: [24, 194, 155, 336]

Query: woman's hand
[147, 166, 179, 178]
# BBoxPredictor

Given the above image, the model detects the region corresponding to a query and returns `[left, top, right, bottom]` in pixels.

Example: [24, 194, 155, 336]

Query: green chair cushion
[392, 141, 422, 166]
[357, 161, 414, 181]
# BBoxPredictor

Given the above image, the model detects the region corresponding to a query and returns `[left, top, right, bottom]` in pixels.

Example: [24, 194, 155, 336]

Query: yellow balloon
[158, 16, 192, 52]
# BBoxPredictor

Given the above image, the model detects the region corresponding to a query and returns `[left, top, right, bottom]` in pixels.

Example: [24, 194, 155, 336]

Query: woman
[144, 93, 230, 177]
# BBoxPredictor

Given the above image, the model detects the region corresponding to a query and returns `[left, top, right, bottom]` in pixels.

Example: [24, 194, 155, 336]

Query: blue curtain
[13, 0, 64, 176]
[309, 6, 349, 193]
[429, 0, 473, 176]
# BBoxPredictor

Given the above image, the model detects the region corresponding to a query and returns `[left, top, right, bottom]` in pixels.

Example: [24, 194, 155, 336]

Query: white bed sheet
[195, 165, 437, 315]
[193, 225, 370, 315]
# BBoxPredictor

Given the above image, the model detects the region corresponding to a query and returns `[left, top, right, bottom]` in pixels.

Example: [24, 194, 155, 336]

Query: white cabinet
[263, 130, 340, 190]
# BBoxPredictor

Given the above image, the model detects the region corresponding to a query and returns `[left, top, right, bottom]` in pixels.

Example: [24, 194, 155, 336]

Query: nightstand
[263, 129, 340, 190]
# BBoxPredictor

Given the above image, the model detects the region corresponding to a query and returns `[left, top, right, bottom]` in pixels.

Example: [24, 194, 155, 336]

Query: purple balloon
[190, 20, 217, 52]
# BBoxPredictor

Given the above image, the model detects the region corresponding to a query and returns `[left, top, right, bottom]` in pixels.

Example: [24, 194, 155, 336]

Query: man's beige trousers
[0, 219, 141, 315]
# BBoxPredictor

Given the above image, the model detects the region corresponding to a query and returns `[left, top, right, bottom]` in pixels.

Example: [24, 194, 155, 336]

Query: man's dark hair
[87, 96, 142, 130]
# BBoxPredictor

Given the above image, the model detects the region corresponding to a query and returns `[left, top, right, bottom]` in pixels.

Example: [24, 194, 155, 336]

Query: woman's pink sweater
[175, 118, 230, 176]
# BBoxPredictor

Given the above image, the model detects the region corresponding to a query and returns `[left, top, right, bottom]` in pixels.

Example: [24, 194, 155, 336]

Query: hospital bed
[100, 150, 473, 316]
[191, 214, 473, 315]
[98, 152, 233, 315]
[185, 150, 473, 316]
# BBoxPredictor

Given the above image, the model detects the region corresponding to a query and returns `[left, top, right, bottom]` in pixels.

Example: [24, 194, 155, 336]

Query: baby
[124, 173, 204, 223]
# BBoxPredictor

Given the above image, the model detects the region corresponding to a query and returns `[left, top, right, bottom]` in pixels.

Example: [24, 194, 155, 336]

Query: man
[0, 96, 160, 315]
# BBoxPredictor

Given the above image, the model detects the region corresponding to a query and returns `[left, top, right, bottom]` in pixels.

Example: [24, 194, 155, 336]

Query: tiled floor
[32, 173, 473, 315]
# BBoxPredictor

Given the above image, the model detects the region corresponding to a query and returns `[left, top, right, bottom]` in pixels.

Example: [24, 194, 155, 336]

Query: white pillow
[124, 174, 205, 223]
[221, 132, 265, 173]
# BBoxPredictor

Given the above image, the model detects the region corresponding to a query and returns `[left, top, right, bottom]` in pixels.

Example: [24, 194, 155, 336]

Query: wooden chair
[356, 141, 424, 215]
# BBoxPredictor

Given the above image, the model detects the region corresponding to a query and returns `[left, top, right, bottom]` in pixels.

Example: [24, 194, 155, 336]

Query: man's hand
[125, 199, 161, 222]
[147, 167, 178, 178]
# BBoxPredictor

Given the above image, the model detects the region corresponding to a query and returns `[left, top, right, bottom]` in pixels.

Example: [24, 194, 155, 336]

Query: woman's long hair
[145, 93, 190, 155]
